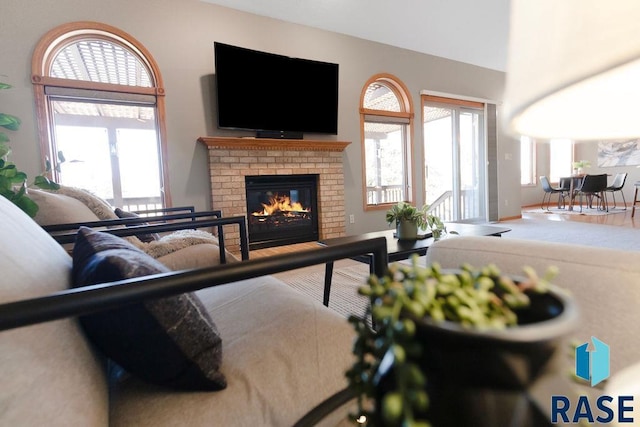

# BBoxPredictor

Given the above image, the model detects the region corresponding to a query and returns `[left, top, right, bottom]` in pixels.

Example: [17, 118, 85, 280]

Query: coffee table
[317, 223, 511, 306]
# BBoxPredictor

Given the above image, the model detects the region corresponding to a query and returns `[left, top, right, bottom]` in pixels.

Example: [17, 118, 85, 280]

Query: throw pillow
[72, 227, 227, 391]
[113, 207, 161, 243]
[54, 185, 119, 220]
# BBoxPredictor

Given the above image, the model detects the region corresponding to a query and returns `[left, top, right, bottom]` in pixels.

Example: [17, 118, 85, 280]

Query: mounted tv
[214, 42, 339, 138]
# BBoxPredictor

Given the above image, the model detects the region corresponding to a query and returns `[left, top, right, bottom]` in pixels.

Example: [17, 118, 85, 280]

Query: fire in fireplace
[245, 174, 319, 250]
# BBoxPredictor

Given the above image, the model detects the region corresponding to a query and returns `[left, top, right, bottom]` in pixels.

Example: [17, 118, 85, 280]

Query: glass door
[423, 98, 486, 222]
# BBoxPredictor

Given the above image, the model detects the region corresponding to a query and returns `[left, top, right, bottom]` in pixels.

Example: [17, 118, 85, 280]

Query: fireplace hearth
[245, 174, 319, 250]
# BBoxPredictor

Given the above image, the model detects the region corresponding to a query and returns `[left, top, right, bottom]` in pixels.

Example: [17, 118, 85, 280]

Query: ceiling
[200, 0, 511, 72]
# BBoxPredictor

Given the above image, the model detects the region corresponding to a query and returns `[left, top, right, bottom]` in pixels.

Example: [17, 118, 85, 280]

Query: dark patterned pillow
[114, 207, 161, 243]
[72, 227, 226, 391]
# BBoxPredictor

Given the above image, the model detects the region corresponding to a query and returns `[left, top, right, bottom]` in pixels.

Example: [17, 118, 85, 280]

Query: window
[549, 139, 573, 183]
[360, 74, 414, 209]
[520, 136, 536, 185]
[31, 22, 171, 210]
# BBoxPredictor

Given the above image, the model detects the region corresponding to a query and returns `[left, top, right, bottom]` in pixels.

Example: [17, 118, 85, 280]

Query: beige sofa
[0, 195, 388, 426]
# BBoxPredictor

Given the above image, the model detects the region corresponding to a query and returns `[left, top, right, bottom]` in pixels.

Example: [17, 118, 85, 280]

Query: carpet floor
[273, 217, 640, 321]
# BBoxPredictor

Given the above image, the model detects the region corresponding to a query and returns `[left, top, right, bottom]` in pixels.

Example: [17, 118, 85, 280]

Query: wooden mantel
[198, 136, 350, 152]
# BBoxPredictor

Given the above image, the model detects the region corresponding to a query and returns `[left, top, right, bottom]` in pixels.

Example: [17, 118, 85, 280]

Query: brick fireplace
[198, 137, 350, 252]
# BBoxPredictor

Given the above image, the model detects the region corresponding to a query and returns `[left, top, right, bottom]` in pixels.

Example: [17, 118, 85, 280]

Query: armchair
[0, 194, 388, 426]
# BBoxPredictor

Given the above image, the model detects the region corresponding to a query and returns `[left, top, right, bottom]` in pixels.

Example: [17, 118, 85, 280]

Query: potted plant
[385, 202, 446, 240]
[572, 160, 591, 175]
[0, 79, 59, 217]
[346, 258, 578, 427]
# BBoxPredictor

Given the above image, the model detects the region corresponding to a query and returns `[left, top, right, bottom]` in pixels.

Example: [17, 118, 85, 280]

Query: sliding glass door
[423, 97, 486, 222]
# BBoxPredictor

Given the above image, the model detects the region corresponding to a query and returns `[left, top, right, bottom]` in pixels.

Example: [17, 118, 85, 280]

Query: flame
[252, 194, 310, 216]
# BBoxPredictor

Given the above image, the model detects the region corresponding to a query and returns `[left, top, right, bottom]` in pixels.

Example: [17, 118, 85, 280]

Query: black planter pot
[375, 283, 579, 427]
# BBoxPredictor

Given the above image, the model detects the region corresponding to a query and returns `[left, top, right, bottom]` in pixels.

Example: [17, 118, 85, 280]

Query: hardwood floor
[246, 203, 640, 259]
[248, 241, 320, 259]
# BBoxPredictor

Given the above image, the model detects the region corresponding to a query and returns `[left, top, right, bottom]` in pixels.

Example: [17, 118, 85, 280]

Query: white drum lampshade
[503, 0, 640, 140]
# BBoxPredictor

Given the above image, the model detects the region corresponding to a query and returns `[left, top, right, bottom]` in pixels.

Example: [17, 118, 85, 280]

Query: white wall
[0, 0, 521, 234]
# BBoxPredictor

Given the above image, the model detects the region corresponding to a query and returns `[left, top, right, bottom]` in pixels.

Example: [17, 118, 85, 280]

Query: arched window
[31, 21, 171, 209]
[360, 74, 414, 209]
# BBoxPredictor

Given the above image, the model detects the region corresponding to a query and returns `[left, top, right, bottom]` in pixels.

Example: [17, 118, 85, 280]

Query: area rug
[522, 206, 627, 216]
[272, 259, 371, 322]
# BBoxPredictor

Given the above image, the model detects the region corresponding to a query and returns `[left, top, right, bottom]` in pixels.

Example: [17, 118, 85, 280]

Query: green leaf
[33, 174, 60, 190]
[13, 194, 39, 218]
[0, 82, 12, 90]
[0, 143, 10, 158]
[0, 132, 9, 143]
[0, 163, 17, 178]
[0, 113, 21, 131]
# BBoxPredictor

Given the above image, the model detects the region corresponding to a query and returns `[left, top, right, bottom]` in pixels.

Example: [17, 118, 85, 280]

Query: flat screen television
[214, 42, 339, 138]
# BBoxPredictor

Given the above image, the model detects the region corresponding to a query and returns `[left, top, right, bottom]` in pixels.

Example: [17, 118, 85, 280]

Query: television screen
[214, 42, 339, 136]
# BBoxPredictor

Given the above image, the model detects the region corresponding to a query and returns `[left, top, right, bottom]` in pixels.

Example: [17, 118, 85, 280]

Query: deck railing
[427, 189, 480, 222]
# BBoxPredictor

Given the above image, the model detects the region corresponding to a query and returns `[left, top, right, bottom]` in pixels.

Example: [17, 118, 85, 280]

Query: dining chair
[604, 172, 628, 209]
[540, 176, 566, 210]
[576, 174, 609, 212]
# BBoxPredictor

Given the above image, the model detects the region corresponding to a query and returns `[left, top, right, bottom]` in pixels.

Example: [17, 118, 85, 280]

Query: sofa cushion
[0, 196, 109, 425]
[137, 229, 240, 270]
[114, 207, 160, 243]
[111, 276, 357, 427]
[72, 227, 227, 391]
[29, 188, 101, 225]
[54, 185, 118, 220]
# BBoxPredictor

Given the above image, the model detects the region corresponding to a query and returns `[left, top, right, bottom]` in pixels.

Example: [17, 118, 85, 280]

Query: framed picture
[597, 139, 640, 167]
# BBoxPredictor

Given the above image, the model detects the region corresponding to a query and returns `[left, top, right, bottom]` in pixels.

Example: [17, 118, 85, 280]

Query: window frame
[360, 73, 414, 211]
[30, 21, 172, 206]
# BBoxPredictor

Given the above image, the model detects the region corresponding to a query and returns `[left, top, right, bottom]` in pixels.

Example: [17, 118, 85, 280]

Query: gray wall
[0, 0, 523, 234]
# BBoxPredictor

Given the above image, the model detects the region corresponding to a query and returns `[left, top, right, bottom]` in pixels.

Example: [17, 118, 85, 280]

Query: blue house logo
[576, 336, 610, 387]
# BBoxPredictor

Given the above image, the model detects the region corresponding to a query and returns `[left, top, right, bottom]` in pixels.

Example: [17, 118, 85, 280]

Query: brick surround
[198, 137, 350, 252]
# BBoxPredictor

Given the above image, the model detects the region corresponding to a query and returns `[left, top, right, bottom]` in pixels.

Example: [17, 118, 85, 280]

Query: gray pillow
[72, 227, 226, 391]
[113, 207, 161, 243]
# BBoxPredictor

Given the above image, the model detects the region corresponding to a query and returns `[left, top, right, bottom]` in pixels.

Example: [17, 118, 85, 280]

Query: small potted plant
[572, 160, 591, 175]
[346, 258, 578, 427]
[385, 202, 446, 240]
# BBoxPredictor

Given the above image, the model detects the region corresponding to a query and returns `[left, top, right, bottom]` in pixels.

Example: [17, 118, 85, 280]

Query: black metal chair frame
[41, 210, 250, 263]
[604, 172, 628, 210]
[0, 236, 388, 330]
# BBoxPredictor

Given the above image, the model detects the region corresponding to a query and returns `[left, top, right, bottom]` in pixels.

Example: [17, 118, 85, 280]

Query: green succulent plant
[346, 257, 558, 426]
[0, 79, 59, 217]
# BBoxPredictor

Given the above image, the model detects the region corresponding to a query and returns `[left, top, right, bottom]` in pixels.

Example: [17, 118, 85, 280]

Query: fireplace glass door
[245, 174, 319, 249]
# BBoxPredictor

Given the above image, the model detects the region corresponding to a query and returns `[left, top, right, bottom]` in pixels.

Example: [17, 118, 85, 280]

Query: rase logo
[551, 337, 634, 424]
[576, 336, 610, 387]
